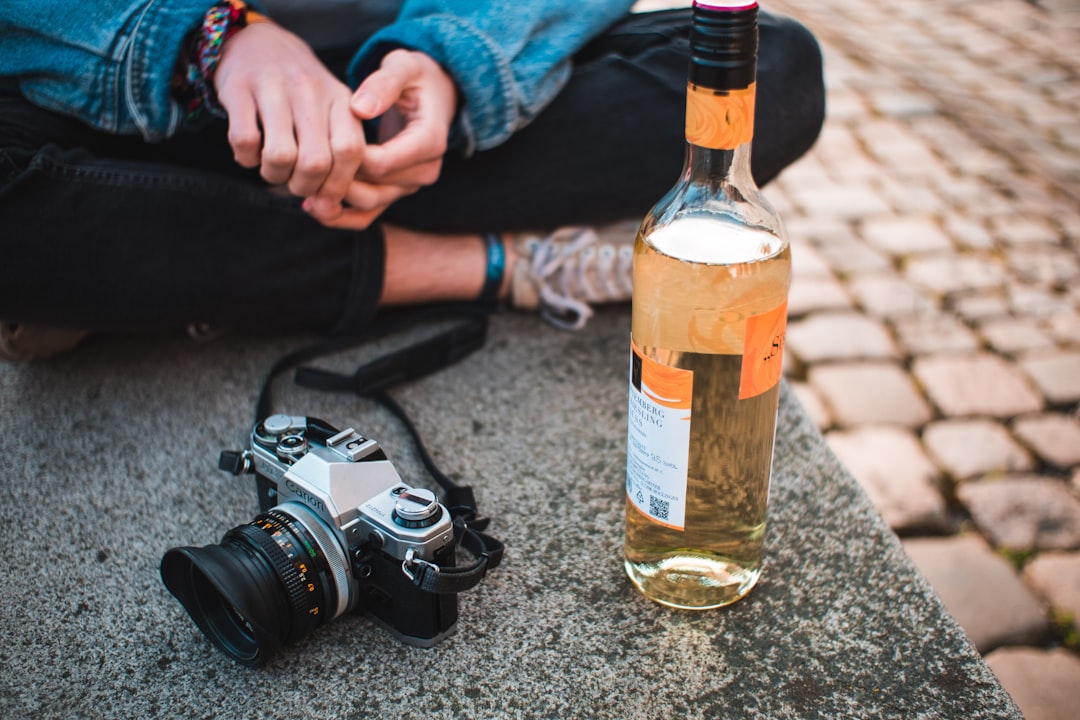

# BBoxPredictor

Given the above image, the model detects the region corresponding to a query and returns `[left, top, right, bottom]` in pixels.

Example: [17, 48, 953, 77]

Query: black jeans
[0, 10, 824, 335]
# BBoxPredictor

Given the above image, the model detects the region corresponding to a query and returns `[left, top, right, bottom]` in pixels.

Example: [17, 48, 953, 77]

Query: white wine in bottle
[624, 0, 790, 610]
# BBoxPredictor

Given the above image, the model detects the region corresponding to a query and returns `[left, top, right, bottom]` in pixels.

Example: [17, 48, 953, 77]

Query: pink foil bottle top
[693, 1, 758, 11]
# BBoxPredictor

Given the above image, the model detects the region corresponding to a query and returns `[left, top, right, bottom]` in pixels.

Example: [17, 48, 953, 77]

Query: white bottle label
[626, 342, 693, 530]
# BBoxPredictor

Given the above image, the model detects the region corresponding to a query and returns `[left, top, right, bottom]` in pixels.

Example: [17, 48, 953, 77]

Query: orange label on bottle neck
[685, 83, 756, 150]
[739, 300, 787, 400]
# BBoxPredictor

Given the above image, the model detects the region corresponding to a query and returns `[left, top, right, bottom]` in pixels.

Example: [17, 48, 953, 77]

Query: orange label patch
[685, 83, 756, 150]
[635, 348, 693, 411]
[739, 300, 787, 399]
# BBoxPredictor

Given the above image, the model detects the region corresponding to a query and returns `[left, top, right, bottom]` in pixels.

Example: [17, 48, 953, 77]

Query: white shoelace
[523, 228, 635, 331]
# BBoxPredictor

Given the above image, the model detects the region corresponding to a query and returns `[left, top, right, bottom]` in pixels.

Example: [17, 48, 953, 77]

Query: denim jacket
[0, 0, 635, 152]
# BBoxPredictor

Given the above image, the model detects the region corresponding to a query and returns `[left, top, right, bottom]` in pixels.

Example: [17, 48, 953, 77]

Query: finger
[312, 98, 367, 205]
[360, 122, 447, 180]
[308, 205, 385, 231]
[341, 179, 420, 213]
[219, 90, 262, 168]
[255, 86, 300, 186]
[350, 52, 416, 120]
[286, 101, 333, 198]
[355, 153, 443, 188]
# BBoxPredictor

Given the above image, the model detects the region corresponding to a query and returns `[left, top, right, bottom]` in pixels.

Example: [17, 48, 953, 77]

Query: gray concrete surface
[0, 317, 1018, 718]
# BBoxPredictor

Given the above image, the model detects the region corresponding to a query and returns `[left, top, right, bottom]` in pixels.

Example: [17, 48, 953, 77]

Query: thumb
[351, 62, 408, 119]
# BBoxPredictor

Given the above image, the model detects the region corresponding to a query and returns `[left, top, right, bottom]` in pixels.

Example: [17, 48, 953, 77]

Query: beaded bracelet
[176, 0, 270, 120]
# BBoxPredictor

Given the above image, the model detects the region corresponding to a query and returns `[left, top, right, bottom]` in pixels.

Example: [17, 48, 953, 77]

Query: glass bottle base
[624, 555, 761, 610]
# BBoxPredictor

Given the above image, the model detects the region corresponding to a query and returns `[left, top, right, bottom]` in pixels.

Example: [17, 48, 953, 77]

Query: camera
[160, 414, 459, 666]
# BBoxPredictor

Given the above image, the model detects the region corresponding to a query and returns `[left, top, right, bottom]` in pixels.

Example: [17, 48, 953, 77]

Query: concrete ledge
[0, 308, 1020, 718]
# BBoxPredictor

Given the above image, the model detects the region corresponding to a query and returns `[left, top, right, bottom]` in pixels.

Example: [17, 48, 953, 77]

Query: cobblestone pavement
[750, 0, 1080, 717]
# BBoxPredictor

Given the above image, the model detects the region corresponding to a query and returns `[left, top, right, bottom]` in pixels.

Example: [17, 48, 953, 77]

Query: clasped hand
[214, 22, 457, 229]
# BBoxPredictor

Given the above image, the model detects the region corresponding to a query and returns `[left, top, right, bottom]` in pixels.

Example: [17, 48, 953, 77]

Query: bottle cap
[689, 1, 758, 90]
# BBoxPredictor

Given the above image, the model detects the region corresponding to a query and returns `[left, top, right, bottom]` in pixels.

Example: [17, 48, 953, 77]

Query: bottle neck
[684, 141, 752, 188]
[684, 1, 759, 188]
[682, 82, 756, 188]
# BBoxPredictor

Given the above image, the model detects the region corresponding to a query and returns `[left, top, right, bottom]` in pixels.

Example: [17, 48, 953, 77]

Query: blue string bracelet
[478, 233, 506, 307]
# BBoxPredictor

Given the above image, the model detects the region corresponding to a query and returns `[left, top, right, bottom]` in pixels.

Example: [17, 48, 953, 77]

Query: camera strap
[254, 304, 504, 595]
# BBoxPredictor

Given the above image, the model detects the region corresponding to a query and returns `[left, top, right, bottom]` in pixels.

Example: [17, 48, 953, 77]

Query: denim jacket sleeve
[347, 0, 636, 154]
[1, 0, 216, 141]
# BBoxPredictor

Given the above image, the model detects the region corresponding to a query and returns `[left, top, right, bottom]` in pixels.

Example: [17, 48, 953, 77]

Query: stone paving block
[1018, 350, 1080, 405]
[776, 150, 831, 186]
[985, 648, 1080, 720]
[786, 312, 900, 363]
[1006, 246, 1080, 287]
[1010, 284, 1075, 318]
[944, 143, 1013, 177]
[1023, 552, 1080, 630]
[783, 214, 859, 246]
[944, 216, 995, 250]
[931, 174, 995, 207]
[1048, 312, 1080, 345]
[1004, 183, 1067, 222]
[858, 120, 943, 171]
[809, 361, 933, 428]
[990, 214, 1062, 246]
[828, 152, 889, 183]
[822, 88, 869, 121]
[789, 381, 831, 431]
[904, 254, 1008, 294]
[777, 212, 859, 249]
[876, 176, 948, 214]
[812, 122, 863, 158]
[902, 535, 1047, 653]
[811, 237, 893, 274]
[957, 476, 1080, 552]
[951, 293, 1011, 322]
[912, 353, 1044, 418]
[1067, 281, 1080, 307]
[861, 216, 953, 256]
[787, 184, 892, 219]
[1018, 94, 1077, 129]
[1012, 413, 1080, 469]
[788, 277, 852, 317]
[977, 317, 1056, 355]
[789, 238, 833, 279]
[922, 419, 1035, 482]
[764, 182, 796, 217]
[847, 273, 937, 318]
[868, 88, 938, 118]
[825, 426, 948, 533]
[892, 314, 981, 356]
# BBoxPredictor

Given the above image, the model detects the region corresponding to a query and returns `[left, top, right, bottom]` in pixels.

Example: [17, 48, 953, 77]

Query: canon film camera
[160, 414, 460, 667]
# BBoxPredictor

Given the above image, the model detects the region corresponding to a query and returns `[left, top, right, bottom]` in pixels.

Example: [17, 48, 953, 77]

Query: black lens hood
[160, 544, 285, 667]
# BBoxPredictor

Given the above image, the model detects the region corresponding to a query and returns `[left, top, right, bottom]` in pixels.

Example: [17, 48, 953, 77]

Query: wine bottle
[624, 0, 790, 609]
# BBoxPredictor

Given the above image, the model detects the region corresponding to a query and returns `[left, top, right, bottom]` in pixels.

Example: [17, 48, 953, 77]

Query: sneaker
[509, 222, 637, 331]
[0, 321, 90, 362]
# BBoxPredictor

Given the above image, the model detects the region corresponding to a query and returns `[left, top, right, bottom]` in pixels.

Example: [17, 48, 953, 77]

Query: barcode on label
[649, 495, 670, 521]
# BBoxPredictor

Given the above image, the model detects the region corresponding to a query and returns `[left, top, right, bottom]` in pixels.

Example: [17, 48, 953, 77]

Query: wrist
[173, 0, 271, 120]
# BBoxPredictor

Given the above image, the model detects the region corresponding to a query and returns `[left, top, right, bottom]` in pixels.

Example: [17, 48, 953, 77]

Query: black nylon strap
[408, 520, 505, 595]
[294, 313, 487, 397]
[255, 304, 502, 595]
[256, 305, 488, 423]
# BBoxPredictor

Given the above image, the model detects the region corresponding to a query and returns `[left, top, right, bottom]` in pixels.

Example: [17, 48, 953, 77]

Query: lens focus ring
[229, 523, 314, 632]
[275, 503, 351, 620]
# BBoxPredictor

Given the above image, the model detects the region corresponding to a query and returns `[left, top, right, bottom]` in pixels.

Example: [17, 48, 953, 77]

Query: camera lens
[160, 502, 351, 666]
